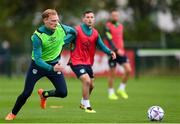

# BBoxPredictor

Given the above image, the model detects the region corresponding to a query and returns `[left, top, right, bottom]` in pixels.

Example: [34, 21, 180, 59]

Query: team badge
[80, 69, 85, 73]
[57, 71, 61, 74]
[32, 69, 38, 74]
[110, 62, 115, 66]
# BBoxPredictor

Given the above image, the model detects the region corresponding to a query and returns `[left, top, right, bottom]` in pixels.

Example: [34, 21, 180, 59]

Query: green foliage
[124, 17, 161, 42]
[170, 0, 180, 16]
[0, 0, 179, 54]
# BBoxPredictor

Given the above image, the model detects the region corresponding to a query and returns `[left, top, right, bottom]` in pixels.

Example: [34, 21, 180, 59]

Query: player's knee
[61, 91, 67, 98]
[126, 68, 131, 74]
[125, 66, 131, 75]
[56, 90, 67, 98]
[85, 79, 91, 85]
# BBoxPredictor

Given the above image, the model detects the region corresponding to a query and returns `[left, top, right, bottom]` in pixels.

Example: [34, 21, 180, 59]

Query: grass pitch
[0, 75, 180, 123]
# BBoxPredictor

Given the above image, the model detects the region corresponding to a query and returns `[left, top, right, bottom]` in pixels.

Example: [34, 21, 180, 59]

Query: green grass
[0, 75, 180, 123]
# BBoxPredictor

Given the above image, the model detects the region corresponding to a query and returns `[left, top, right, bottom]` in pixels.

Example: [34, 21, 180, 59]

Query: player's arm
[105, 27, 117, 51]
[96, 35, 116, 59]
[32, 34, 53, 71]
[61, 24, 77, 44]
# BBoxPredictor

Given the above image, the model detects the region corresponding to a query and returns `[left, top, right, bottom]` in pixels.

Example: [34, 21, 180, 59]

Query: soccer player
[69, 10, 116, 113]
[104, 9, 131, 100]
[5, 9, 76, 120]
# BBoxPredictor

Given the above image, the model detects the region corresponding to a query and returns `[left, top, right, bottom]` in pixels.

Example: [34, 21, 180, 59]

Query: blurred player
[5, 9, 76, 120]
[104, 9, 131, 100]
[69, 10, 116, 113]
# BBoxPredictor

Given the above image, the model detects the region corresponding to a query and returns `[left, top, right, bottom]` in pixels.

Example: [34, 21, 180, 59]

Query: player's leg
[108, 58, 118, 100]
[37, 70, 67, 109]
[70, 65, 96, 113]
[46, 72, 68, 98]
[6, 61, 43, 120]
[79, 73, 96, 113]
[86, 65, 94, 95]
[108, 68, 115, 89]
[117, 56, 131, 99]
[89, 79, 94, 95]
[82, 65, 96, 113]
[121, 62, 131, 84]
[80, 73, 91, 101]
[70, 65, 86, 109]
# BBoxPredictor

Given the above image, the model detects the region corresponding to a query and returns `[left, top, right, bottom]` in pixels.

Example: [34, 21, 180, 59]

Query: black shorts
[70, 64, 94, 78]
[108, 54, 129, 68]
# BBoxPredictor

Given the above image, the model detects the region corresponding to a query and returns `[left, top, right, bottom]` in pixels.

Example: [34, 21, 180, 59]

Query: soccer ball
[147, 106, 164, 121]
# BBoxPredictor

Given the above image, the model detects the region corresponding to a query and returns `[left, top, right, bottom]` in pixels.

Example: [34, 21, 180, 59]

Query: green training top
[31, 25, 66, 62]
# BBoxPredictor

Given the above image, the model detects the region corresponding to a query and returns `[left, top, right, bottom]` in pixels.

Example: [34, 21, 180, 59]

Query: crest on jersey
[80, 69, 85, 73]
[32, 69, 38, 74]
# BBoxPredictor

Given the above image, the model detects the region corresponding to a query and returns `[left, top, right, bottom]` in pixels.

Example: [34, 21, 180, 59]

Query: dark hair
[83, 10, 94, 17]
[110, 8, 118, 13]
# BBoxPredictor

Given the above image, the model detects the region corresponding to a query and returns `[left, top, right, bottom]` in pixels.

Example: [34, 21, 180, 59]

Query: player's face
[111, 11, 119, 22]
[44, 14, 59, 30]
[83, 12, 95, 28]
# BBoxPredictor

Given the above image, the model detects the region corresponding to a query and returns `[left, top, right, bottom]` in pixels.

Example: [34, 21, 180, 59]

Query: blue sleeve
[32, 34, 53, 71]
[96, 35, 112, 55]
[61, 24, 76, 44]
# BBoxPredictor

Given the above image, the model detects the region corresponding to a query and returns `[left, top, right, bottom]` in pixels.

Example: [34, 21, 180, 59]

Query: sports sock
[83, 99, 90, 108]
[119, 83, 126, 91]
[43, 90, 55, 98]
[108, 88, 115, 95]
[81, 98, 84, 105]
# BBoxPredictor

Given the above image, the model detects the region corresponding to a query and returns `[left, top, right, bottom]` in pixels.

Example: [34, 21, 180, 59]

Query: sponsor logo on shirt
[48, 37, 56, 42]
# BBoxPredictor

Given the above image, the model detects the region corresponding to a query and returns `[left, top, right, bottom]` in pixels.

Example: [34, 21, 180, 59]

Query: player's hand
[117, 49, 125, 56]
[53, 62, 64, 72]
[111, 51, 116, 60]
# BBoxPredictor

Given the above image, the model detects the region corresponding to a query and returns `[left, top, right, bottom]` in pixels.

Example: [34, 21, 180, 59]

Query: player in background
[104, 9, 131, 100]
[5, 9, 76, 120]
[69, 10, 116, 113]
